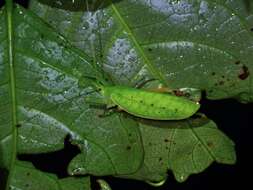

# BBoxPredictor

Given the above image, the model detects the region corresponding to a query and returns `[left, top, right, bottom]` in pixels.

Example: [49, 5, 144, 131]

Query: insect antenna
[84, 0, 113, 86]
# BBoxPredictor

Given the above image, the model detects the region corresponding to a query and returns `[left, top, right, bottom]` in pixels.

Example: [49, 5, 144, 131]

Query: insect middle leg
[85, 96, 118, 117]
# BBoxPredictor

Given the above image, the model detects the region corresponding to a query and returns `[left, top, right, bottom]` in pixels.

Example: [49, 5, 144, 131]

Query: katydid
[88, 82, 200, 120]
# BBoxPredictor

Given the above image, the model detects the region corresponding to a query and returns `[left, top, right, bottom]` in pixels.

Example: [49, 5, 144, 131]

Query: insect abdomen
[109, 87, 200, 120]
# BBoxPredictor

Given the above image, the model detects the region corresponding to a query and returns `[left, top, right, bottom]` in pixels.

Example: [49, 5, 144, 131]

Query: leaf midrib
[5, 0, 18, 190]
[110, 0, 167, 85]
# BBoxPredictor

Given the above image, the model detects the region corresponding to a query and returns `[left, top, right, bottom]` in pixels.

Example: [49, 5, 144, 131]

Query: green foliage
[1, 0, 252, 189]
[9, 161, 90, 190]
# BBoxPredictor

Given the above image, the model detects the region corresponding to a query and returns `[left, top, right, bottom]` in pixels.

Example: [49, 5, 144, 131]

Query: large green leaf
[30, 0, 253, 102]
[0, 2, 143, 189]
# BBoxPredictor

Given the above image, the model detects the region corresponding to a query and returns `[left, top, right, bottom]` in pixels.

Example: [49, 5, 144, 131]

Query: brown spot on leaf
[126, 146, 131, 150]
[238, 65, 250, 80]
[235, 60, 241, 65]
[229, 83, 236, 87]
[16, 124, 21, 128]
[211, 72, 216, 76]
[219, 81, 224, 85]
[164, 139, 169, 143]
[207, 141, 214, 148]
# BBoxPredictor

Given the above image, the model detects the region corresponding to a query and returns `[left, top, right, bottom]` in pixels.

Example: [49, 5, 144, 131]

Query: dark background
[0, 0, 253, 189]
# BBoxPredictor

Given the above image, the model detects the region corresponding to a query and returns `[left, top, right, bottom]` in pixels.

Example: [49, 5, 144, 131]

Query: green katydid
[87, 80, 200, 120]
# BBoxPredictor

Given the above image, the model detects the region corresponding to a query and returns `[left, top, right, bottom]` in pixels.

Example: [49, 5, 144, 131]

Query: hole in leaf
[235, 60, 241, 65]
[18, 135, 80, 178]
[90, 176, 101, 190]
[15, 0, 29, 7]
[0, 168, 8, 190]
[126, 145, 132, 150]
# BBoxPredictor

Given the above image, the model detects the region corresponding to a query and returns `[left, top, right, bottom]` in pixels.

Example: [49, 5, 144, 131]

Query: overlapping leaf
[121, 116, 235, 183]
[9, 161, 91, 190]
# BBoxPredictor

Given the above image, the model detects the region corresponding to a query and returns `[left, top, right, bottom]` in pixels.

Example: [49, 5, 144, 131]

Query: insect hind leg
[134, 78, 158, 89]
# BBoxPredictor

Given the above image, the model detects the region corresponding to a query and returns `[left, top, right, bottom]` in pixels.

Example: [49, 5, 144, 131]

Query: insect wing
[110, 87, 200, 120]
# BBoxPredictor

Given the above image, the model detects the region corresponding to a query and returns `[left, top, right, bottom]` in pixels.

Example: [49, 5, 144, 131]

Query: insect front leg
[85, 96, 117, 117]
[99, 104, 118, 117]
[85, 96, 108, 106]
[95, 104, 119, 118]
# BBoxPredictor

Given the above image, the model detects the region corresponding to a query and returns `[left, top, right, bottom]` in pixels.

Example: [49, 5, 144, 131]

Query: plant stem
[5, 0, 18, 189]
